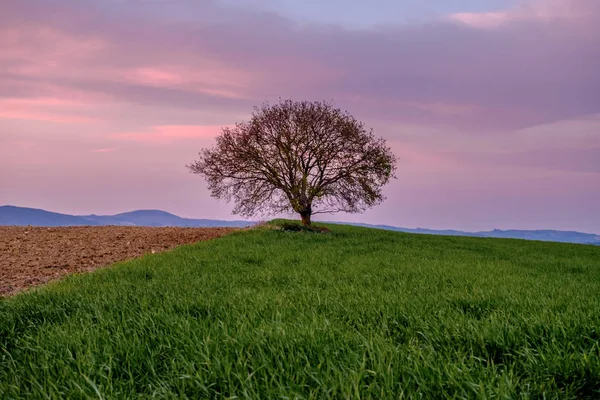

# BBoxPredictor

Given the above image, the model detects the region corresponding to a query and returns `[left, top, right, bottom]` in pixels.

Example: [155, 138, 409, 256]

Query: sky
[0, 0, 599, 233]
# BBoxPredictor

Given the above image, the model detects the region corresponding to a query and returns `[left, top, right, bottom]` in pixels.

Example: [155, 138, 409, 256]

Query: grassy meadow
[1, 221, 600, 399]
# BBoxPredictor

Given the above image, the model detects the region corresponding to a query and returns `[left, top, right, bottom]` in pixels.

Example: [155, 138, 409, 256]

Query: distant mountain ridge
[344, 223, 600, 245]
[0, 206, 252, 228]
[1, 205, 599, 245]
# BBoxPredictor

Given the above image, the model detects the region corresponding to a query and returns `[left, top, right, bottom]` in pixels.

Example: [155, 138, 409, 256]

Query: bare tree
[187, 100, 397, 226]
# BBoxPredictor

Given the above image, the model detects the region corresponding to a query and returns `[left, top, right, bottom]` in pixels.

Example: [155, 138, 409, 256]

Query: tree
[187, 99, 397, 226]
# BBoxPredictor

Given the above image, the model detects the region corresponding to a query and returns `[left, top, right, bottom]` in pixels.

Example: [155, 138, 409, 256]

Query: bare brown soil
[0, 226, 239, 296]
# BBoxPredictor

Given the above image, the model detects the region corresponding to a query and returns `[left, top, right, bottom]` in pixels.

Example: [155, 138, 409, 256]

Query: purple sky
[1, 0, 599, 233]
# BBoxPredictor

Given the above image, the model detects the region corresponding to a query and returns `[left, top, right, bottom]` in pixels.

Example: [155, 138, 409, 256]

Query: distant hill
[345, 223, 600, 245]
[1, 205, 599, 245]
[0, 206, 253, 228]
[0, 206, 92, 227]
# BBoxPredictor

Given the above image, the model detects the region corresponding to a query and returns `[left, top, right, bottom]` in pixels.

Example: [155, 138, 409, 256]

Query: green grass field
[1, 221, 600, 399]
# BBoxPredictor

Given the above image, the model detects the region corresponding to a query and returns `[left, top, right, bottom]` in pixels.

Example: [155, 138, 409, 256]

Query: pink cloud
[450, 11, 514, 29]
[11, 141, 36, 149]
[112, 125, 231, 143]
[450, 0, 598, 29]
[120, 65, 254, 99]
[0, 97, 100, 124]
[0, 24, 107, 82]
[0, 110, 97, 124]
[91, 148, 118, 153]
[128, 68, 184, 86]
[403, 102, 480, 116]
[3, 98, 80, 107]
[391, 141, 459, 172]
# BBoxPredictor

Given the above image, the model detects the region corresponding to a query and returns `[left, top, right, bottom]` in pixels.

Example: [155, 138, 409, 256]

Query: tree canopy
[188, 99, 397, 226]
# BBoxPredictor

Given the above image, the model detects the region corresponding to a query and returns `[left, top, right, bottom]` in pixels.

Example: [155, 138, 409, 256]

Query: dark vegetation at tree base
[278, 221, 331, 233]
[1, 221, 600, 399]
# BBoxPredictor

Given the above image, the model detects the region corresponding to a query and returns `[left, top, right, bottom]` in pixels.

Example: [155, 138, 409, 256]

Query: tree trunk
[300, 211, 312, 226]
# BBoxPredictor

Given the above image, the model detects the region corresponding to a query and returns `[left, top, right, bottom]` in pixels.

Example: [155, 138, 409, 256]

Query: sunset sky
[1, 0, 598, 233]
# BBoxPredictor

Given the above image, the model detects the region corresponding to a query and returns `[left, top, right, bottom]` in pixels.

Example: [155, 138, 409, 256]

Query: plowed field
[0, 226, 238, 296]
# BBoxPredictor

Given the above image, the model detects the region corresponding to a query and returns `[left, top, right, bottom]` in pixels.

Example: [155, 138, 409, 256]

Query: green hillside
[1, 222, 600, 399]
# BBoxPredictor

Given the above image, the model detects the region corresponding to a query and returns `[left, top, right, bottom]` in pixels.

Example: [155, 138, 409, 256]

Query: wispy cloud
[0, 97, 103, 124]
[112, 125, 229, 143]
[450, 0, 598, 29]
